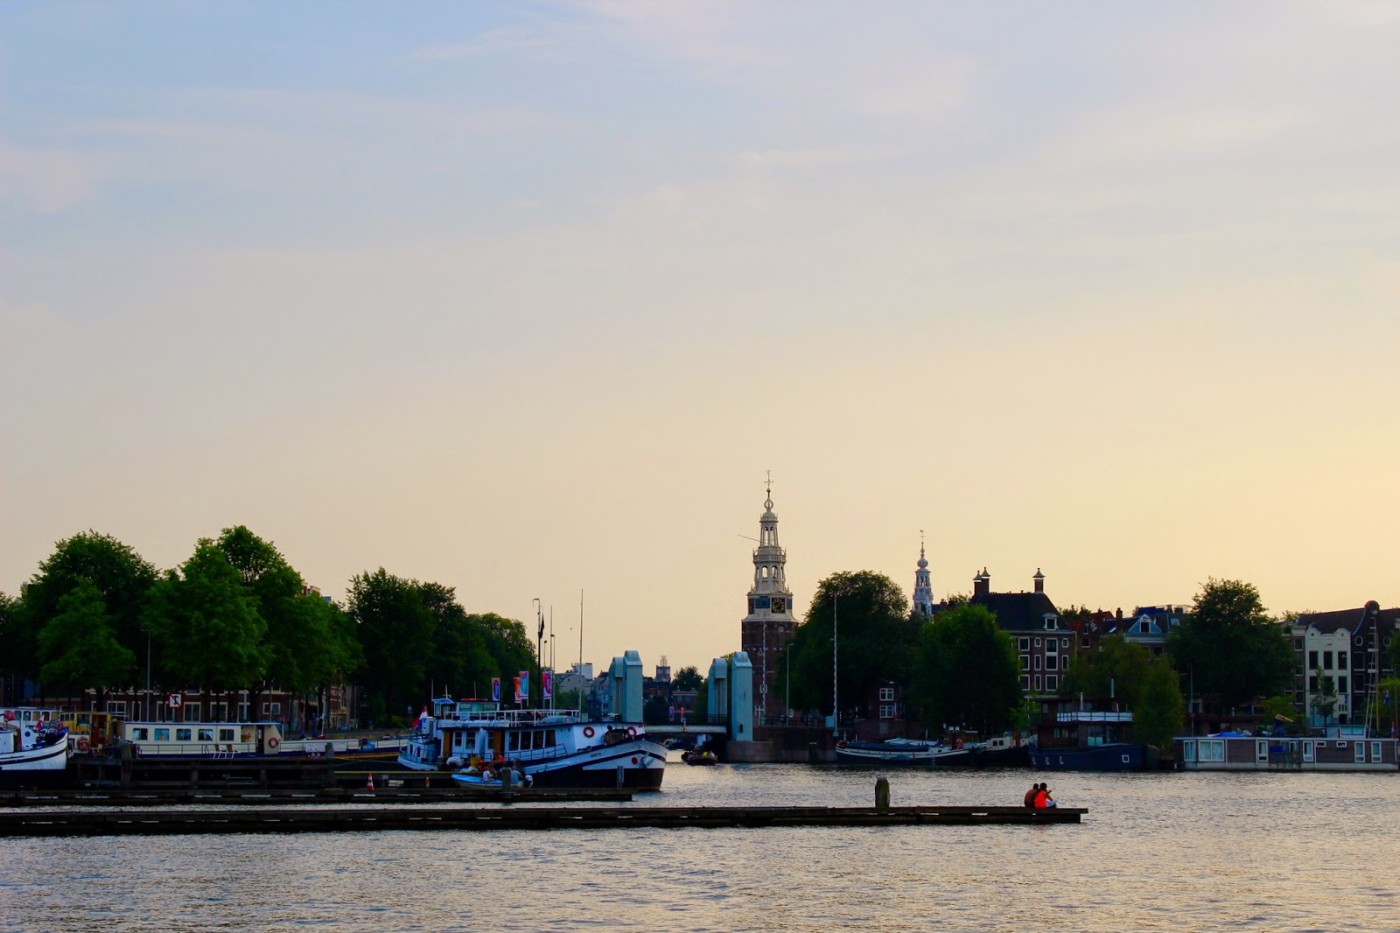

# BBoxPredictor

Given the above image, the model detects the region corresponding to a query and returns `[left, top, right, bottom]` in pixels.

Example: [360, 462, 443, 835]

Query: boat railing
[440, 708, 587, 727]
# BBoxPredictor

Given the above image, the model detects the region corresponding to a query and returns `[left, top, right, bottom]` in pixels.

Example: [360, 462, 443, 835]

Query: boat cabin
[112, 720, 287, 757]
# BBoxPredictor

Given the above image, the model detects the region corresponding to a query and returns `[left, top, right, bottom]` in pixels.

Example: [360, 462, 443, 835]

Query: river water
[3, 757, 1398, 932]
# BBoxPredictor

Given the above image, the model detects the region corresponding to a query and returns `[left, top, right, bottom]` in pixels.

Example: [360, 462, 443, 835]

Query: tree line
[0, 528, 539, 727]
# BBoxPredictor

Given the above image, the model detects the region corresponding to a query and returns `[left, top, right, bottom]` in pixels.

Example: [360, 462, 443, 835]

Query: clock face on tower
[771, 597, 786, 614]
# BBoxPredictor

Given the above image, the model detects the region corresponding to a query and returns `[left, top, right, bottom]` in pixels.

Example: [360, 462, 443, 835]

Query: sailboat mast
[832, 594, 839, 738]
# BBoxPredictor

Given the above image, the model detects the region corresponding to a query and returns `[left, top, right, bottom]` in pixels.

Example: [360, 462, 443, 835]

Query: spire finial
[764, 470, 774, 511]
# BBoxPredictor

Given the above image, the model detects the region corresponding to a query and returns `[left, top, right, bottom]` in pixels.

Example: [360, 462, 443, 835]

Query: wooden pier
[0, 804, 1084, 837]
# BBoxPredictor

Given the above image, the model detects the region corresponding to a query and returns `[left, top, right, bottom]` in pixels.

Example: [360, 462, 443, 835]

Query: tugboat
[399, 698, 666, 790]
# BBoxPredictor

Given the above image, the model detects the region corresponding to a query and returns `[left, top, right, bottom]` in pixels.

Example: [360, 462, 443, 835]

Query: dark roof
[971, 591, 1064, 632]
[1296, 606, 1400, 636]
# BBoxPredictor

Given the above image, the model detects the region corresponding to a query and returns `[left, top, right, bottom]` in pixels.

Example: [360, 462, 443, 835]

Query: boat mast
[832, 594, 839, 738]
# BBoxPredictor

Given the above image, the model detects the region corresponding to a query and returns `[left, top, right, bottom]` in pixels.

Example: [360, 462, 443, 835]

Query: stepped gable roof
[970, 590, 1063, 632]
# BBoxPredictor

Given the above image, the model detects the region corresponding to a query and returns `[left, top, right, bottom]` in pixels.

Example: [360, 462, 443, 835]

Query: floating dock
[0, 804, 1084, 837]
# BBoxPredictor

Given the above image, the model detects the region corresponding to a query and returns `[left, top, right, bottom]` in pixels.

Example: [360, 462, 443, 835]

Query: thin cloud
[0, 143, 94, 213]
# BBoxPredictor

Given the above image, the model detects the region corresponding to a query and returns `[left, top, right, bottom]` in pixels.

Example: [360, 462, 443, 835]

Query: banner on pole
[491, 678, 501, 702]
[542, 670, 552, 700]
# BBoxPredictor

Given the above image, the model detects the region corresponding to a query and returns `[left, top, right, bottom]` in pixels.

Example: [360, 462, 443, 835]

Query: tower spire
[912, 530, 935, 617]
[741, 476, 795, 725]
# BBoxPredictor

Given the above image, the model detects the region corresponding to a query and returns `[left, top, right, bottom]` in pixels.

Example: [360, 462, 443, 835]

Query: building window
[1045, 655, 1057, 671]
[1308, 651, 1318, 670]
[1339, 652, 1348, 669]
[1062, 638, 1069, 649]
[1046, 675, 1058, 691]
[1034, 638, 1042, 648]
[1339, 677, 1348, 694]
[1046, 640, 1058, 654]
[879, 705, 895, 719]
[1019, 638, 1030, 651]
[1323, 651, 1333, 670]
[1033, 655, 1042, 670]
[879, 687, 894, 702]
[1019, 654, 1030, 671]
[1020, 675, 1030, 690]
[1034, 675, 1042, 692]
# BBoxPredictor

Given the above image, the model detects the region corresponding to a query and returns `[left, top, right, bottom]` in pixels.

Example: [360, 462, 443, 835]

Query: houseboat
[1029, 707, 1152, 771]
[100, 720, 397, 759]
[398, 697, 666, 790]
[1174, 734, 1399, 772]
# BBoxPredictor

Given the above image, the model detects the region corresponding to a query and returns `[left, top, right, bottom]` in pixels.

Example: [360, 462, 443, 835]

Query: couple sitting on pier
[1023, 782, 1056, 808]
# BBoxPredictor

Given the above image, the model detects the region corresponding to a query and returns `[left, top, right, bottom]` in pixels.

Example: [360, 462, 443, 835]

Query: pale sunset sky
[3, 2, 1398, 674]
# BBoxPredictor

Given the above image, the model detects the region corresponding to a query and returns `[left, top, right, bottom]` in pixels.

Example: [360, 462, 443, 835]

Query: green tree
[36, 582, 137, 700]
[1062, 635, 1184, 748]
[673, 666, 704, 692]
[1133, 660, 1186, 750]
[347, 569, 435, 725]
[909, 603, 1021, 736]
[17, 531, 157, 687]
[146, 540, 269, 715]
[1167, 578, 1294, 714]
[216, 525, 357, 723]
[1061, 635, 1151, 706]
[783, 571, 916, 722]
[1312, 673, 1338, 736]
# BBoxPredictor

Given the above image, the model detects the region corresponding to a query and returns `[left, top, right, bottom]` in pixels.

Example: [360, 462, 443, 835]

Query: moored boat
[834, 737, 968, 765]
[0, 709, 71, 786]
[1174, 733, 1399, 772]
[1029, 706, 1150, 771]
[682, 748, 718, 766]
[399, 697, 665, 790]
[95, 719, 401, 760]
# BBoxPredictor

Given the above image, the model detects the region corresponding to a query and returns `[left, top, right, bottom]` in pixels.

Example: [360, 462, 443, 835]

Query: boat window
[218, 728, 235, 741]
[1371, 742, 1381, 761]
[1355, 743, 1366, 763]
[197, 728, 214, 742]
[154, 728, 170, 741]
[131, 728, 149, 741]
[506, 733, 519, 751]
[176, 728, 192, 742]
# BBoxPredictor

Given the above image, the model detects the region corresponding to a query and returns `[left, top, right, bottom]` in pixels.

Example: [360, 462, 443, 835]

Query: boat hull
[0, 740, 72, 787]
[1030, 743, 1146, 771]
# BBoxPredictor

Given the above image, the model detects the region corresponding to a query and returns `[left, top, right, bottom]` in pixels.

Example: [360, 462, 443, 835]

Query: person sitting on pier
[1043, 787, 1057, 808]
[1023, 783, 1039, 808]
[1033, 783, 1048, 808]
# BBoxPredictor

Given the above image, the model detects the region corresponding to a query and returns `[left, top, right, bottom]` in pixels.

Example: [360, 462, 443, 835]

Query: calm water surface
[3, 757, 1398, 932]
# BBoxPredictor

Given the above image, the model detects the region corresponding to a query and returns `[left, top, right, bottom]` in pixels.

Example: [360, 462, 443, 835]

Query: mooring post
[875, 775, 890, 810]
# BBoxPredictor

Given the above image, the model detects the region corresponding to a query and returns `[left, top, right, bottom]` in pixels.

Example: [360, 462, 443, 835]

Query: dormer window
[1044, 617, 1056, 631]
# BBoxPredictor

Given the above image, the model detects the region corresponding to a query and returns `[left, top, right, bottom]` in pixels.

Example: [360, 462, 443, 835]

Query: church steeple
[912, 531, 935, 617]
[741, 474, 796, 724]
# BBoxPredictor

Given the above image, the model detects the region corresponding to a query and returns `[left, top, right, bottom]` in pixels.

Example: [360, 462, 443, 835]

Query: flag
[414, 706, 428, 730]
[519, 670, 530, 702]
[491, 678, 501, 702]
[538, 612, 545, 642]
[542, 670, 552, 701]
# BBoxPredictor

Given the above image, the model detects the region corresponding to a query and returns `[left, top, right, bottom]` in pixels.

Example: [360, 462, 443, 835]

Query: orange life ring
[627, 726, 637, 738]
[582, 726, 595, 738]
[76, 736, 90, 752]
[267, 737, 281, 749]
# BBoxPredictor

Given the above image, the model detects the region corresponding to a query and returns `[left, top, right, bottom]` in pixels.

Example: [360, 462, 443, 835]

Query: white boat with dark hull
[834, 737, 970, 765]
[0, 710, 72, 786]
[399, 698, 666, 791]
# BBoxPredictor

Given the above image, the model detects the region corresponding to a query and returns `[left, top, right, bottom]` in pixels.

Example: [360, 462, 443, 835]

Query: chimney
[973, 567, 990, 599]
[1116, 607, 1123, 620]
[1033, 568, 1045, 594]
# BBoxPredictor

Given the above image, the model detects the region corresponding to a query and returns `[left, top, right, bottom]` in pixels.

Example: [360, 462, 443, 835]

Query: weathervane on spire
[764, 470, 774, 511]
